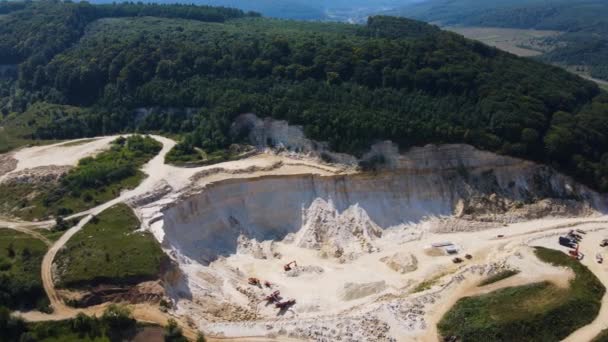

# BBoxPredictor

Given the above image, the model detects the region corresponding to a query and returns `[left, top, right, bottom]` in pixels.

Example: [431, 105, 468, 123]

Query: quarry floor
[1, 136, 608, 341]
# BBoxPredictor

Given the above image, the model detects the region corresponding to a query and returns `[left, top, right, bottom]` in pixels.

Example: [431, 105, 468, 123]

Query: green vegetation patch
[438, 247, 605, 341]
[0, 228, 49, 311]
[0, 303, 171, 342]
[0, 135, 161, 220]
[55, 204, 166, 288]
[593, 328, 608, 342]
[478, 269, 520, 286]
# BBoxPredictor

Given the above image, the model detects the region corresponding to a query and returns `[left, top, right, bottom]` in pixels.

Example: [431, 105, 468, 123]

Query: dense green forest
[394, 0, 608, 80]
[1, 1, 608, 192]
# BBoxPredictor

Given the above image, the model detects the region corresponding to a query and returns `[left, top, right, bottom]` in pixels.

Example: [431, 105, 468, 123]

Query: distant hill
[392, 0, 608, 81]
[89, 0, 420, 21]
[90, 0, 323, 20]
[1, 2, 608, 192]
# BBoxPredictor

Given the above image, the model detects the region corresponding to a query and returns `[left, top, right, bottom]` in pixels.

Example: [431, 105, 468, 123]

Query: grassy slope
[593, 329, 608, 342]
[478, 269, 520, 286]
[0, 135, 160, 221]
[0, 103, 81, 153]
[54, 204, 165, 288]
[0, 173, 142, 221]
[0, 228, 48, 310]
[438, 247, 605, 341]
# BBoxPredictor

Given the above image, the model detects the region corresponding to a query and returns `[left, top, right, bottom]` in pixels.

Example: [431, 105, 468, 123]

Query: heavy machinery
[275, 299, 296, 309]
[284, 261, 298, 271]
[265, 290, 281, 303]
[568, 231, 582, 241]
[559, 236, 577, 248]
[569, 246, 584, 260]
[248, 277, 260, 286]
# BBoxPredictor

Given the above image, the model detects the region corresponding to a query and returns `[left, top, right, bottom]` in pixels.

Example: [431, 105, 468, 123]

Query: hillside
[1, 2, 608, 192]
[393, 0, 608, 81]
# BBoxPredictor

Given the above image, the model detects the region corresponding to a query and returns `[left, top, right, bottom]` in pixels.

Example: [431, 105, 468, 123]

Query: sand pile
[381, 252, 418, 274]
[295, 198, 382, 259]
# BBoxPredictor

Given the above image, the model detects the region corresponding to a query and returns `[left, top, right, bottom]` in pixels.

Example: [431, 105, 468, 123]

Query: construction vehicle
[275, 299, 296, 309]
[559, 236, 577, 248]
[265, 290, 281, 303]
[452, 257, 463, 264]
[597, 253, 604, 264]
[567, 231, 582, 241]
[569, 246, 584, 260]
[284, 261, 298, 271]
[600, 239, 608, 247]
[248, 277, 260, 286]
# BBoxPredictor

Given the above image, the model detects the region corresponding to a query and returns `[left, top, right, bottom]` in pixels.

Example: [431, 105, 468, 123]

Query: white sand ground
[2, 134, 608, 342]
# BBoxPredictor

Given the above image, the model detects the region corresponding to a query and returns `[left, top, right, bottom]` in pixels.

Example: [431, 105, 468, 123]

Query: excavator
[275, 299, 296, 309]
[284, 260, 298, 271]
[265, 290, 281, 303]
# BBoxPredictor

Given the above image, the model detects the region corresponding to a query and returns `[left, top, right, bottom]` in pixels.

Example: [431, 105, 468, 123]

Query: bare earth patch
[0, 153, 17, 178]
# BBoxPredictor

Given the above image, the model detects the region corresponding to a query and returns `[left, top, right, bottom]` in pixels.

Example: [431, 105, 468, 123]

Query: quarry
[2, 115, 608, 341]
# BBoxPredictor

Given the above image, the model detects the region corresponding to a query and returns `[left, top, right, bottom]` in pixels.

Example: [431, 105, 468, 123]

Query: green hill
[1, 2, 608, 191]
[393, 0, 608, 81]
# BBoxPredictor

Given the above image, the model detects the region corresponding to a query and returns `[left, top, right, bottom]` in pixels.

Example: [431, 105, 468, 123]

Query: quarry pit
[139, 140, 607, 341]
[3, 126, 607, 341]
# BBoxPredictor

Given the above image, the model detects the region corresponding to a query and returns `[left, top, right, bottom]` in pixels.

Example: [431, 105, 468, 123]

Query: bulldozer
[284, 260, 297, 271]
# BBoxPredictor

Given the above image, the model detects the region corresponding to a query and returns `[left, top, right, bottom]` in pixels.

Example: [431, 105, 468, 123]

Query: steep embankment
[159, 144, 605, 265]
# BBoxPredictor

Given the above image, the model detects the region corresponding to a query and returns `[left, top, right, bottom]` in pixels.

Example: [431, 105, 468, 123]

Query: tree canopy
[1, 2, 608, 191]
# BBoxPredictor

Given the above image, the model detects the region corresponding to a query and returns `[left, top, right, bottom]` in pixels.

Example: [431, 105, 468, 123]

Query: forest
[1, 1, 608, 192]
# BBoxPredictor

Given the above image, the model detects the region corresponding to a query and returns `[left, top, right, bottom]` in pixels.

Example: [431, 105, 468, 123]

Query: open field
[54, 204, 165, 288]
[0, 228, 49, 311]
[438, 247, 605, 341]
[0, 135, 161, 220]
[447, 26, 561, 57]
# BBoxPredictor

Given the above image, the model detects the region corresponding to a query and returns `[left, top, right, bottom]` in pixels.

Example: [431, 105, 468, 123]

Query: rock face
[381, 253, 418, 274]
[295, 198, 383, 258]
[230, 113, 358, 164]
[159, 144, 606, 265]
